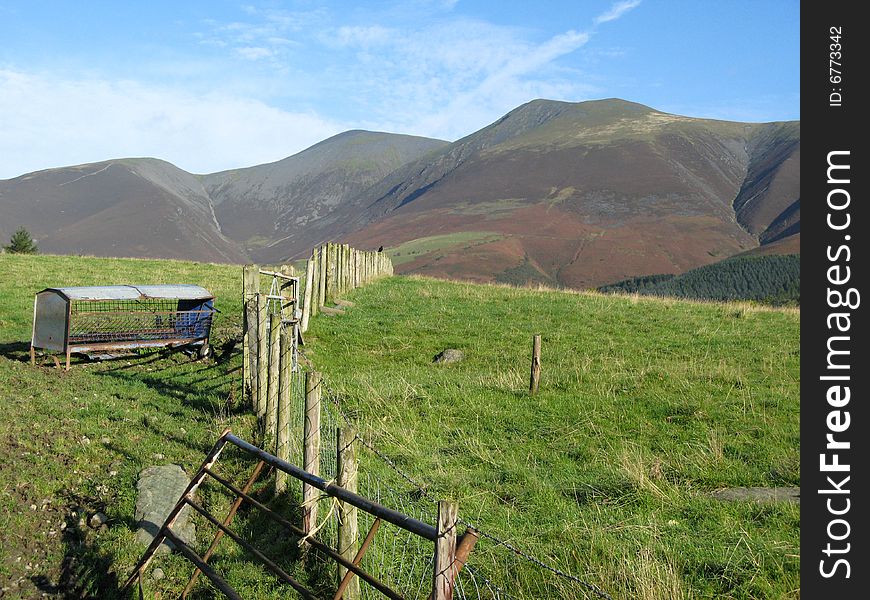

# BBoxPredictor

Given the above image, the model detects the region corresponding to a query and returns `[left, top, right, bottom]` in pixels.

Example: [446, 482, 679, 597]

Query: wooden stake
[432, 501, 458, 600]
[318, 244, 327, 308]
[256, 292, 268, 425]
[334, 518, 381, 600]
[243, 265, 259, 404]
[276, 327, 293, 493]
[530, 334, 542, 395]
[266, 313, 281, 448]
[302, 371, 322, 533]
[337, 426, 360, 600]
[302, 253, 315, 332]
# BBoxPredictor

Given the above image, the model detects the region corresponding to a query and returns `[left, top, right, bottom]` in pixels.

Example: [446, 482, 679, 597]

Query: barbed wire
[318, 379, 613, 600]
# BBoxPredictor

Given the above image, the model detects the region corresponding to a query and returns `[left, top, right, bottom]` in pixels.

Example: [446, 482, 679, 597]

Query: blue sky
[0, 0, 799, 179]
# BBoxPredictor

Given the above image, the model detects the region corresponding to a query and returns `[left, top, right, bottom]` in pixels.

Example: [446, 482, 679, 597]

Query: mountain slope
[202, 130, 449, 262]
[0, 158, 246, 263]
[344, 99, 799, 288]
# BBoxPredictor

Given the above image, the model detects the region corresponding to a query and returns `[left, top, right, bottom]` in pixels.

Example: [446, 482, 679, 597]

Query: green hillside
[599, 254, 800, 305]
[0, 254, 800, 599]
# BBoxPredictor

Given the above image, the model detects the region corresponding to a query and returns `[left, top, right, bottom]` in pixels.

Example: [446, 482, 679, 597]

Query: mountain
[342, 99, 799, 288]
[1, 99, 799, 289]
[0, 158, 247, 263]
[202, 130, 449, 262]
[0, 131, 448, 264]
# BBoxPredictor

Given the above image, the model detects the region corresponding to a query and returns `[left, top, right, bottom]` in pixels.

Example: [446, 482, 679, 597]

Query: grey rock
[433, 349, 464, 364]
[135, 465, 196, 554]
[88, 512, 108, 529]
[710, 487, 800, 503]
[152, 568, 165, 581]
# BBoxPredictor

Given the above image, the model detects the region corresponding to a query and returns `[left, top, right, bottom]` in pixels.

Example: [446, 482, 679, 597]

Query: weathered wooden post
[433, 500, 459, 600]
[256, 292, 268, 427]
[266, 313, 281, 447]
[302, 253, 315, 332]
[529, 334, 542, 395]
[243, 265, 259, 406]
[337, 426, 359, 600]
[276, 326, 293, 493]
[302, 371, 322, 534]
[318, 244, 327, 308]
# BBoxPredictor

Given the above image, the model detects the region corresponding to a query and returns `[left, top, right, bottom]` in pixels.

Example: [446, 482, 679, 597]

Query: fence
[123, 428, 476, 600]
[242, 245, 393, 441]
[233, 247, 611, 599]
[300, 243, 393, 333]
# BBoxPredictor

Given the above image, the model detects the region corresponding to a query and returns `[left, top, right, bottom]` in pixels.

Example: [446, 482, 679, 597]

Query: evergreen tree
[4, 227, 38, 254]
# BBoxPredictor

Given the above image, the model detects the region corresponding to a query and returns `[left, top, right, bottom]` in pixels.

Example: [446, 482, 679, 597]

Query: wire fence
[309, 378, 613, 600]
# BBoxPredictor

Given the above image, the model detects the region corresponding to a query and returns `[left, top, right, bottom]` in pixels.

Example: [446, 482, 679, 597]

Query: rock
[152, 568, 165, 581]
[433, 349, 464, 364]
[710, 487, 800, 503]
[88, 512, 108, 529]
[135, 465, 196, 554]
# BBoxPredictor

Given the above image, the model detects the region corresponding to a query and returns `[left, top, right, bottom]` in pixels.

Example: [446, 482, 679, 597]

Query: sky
[0, 0, 800, 180]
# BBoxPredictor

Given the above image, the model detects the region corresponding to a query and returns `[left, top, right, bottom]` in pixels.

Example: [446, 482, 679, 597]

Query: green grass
[0, 254, 328, 599]
[387, 232, 503, 266]
[0, 254, 800, 599]
[306, 276, 800, 599]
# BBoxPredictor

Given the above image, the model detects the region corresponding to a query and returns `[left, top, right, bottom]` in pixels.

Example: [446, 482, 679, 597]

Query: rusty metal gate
[122, 429, 476, 600]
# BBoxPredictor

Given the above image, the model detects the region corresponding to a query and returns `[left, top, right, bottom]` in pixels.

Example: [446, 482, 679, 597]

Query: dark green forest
[599, 254, 800, 305]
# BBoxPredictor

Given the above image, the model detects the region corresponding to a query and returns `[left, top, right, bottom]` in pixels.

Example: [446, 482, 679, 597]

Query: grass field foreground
[306, 275, 801, 599]
[0, 254, 800, 599]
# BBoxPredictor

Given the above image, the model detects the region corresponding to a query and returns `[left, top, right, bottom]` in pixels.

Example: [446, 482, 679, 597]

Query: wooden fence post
[302, 253, 315, 332]
[266, 313, 281, 448]
[302, 371, 321, 534]
[243, 265, 259, 406]
[433, 500, 458, 600]
[318, 244, 327, 308]
[337, 426, 360, 600]
[530, 334, 542, 395]
[316, 246, 324, 314]
[276, 326, 293, 493]
[256, 292, 268, 427]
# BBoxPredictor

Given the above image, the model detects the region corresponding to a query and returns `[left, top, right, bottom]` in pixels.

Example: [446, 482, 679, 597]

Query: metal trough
[30, 284, 216, 369]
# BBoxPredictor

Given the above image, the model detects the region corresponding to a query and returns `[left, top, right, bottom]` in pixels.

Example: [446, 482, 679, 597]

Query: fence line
[237, 248, 611, 599]
[317, 381, 613, 600]
[300, 243, 393, 333]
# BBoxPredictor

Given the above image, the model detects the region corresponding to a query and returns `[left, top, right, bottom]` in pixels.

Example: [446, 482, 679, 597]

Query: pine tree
[4, 227, 38, 254]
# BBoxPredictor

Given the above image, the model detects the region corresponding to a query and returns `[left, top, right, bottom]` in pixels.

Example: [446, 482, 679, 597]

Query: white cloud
[594, 0, 642, 25]
[0, 69, 344, 179]
[237, 46, 274, 60]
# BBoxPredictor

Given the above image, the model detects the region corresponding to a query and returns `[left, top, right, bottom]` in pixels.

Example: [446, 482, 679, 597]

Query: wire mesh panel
[68, 298, 214, 344]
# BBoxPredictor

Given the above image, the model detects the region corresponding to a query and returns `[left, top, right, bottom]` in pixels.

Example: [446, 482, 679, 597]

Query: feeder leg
[65, 349, 71, 371]
[30, 345, 35, 365]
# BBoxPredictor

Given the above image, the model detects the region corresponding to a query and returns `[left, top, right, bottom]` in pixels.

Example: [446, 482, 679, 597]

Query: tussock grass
[0, 256, 799, 598]
[308, 275, 800, 598]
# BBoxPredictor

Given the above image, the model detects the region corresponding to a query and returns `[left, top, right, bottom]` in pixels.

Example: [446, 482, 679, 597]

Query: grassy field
[0, 254, 800, 599]
[386, 232, 503, 266]
[306, 276, 800, 599]
[0, 254, 329, 599]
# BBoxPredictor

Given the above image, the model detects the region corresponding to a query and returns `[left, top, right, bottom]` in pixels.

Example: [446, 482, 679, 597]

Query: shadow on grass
[0, 340, 31, 362]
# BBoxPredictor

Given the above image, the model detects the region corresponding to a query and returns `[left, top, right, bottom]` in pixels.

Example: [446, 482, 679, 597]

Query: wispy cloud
[0, 69, 343, 179]
[594, 0, 642, 25]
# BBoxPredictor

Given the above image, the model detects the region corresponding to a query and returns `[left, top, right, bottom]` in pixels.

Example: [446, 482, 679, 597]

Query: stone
[433, 349, 464, 364]
[710, 486, 800, 503]
[135, 465, 196, 554]
[152, 568, 165, 581]
[88, 512, 108, 529]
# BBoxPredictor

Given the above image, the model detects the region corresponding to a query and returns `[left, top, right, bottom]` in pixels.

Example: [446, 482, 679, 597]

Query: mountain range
[0, 98, 799, 288]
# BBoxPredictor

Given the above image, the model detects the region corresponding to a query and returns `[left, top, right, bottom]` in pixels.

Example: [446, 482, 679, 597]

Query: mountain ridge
[1, 98, 799, 288]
